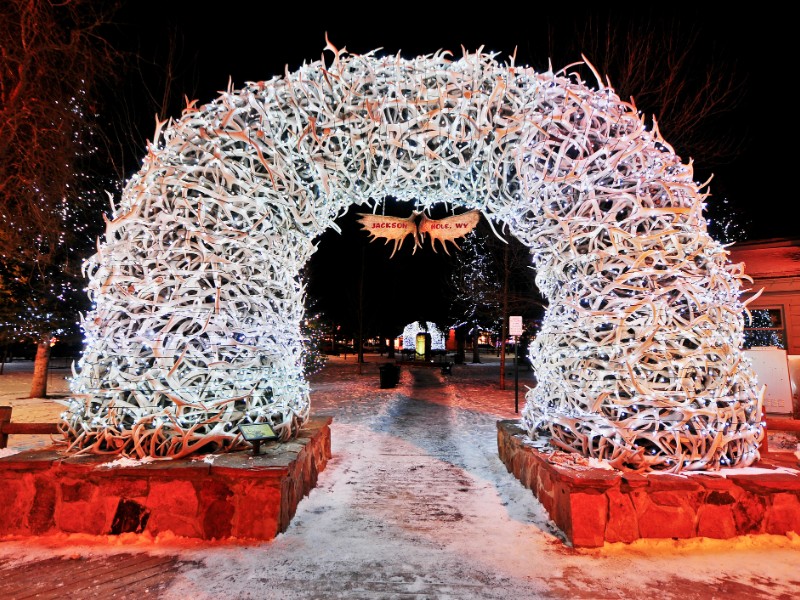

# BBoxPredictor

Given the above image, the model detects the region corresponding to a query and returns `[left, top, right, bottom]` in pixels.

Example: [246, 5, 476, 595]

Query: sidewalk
[1, 355, 799, 599]
[0, 360, 71, 452]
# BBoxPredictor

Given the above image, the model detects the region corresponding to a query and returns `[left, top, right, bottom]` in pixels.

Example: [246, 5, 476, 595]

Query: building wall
[729, 239, 800, 416]
[729, 239, 800, 354]
[740, 289, 800, 355]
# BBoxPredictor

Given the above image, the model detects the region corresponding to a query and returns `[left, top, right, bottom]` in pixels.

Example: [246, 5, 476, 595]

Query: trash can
[379, 363, 399, 388]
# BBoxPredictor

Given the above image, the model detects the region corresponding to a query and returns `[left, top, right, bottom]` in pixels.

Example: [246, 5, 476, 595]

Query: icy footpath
[1, 355, 799, 599]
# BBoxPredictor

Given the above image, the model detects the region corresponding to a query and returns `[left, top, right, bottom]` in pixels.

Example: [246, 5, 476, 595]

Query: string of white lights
[59, 44, 764, 470]
[402, 322, 447, 352]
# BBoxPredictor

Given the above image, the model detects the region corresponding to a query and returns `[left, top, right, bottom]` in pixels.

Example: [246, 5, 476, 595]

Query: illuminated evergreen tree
[448, 231, 500, 363]
[705, 196, 751, 244]
[301, 311, 329, 376]
[0, 0, 119, 396]
[744, 309, 784, 349]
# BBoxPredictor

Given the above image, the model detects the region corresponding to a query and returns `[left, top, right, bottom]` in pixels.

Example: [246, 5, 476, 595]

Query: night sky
[102, 3, 790, 335]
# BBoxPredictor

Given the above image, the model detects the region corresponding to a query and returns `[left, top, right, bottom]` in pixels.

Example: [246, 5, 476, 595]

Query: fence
[0, 406, 60, 449]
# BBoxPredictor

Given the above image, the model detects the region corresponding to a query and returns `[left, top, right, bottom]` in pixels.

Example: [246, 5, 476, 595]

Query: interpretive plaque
[239, 422, 279, 455]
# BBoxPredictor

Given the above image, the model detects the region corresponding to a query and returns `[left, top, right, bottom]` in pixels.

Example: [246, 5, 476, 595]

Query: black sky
[108, 3, 790, 239]
[102, 2, 791, 333]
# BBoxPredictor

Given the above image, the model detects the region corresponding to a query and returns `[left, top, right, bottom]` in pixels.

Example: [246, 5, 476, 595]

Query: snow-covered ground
[0, 359, 72, 453]
[1, 355, 799, 599]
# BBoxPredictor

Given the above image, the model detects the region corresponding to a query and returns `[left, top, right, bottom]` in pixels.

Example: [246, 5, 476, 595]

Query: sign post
[509, 316, 523, 413]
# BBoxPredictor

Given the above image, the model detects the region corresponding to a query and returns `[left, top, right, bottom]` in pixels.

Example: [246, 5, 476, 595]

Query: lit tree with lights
[0, 0, 119, 396]
[300, 310, 329, 376]
[744, 309, 784, 349]
[480, 226, 545, 388]
[705, 196, 751, 244]
[448, 231, 500, 364]
[446, 220, 543, 379]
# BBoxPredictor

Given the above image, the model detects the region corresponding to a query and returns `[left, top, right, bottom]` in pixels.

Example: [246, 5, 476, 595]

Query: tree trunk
[357, 246, 365, 373]
[471, 328, 481, 364]
[387, 336, 395, 358]
[500, 245, 509, 390]
[30, 339, 51, 398]
[454, 326, 466, 364]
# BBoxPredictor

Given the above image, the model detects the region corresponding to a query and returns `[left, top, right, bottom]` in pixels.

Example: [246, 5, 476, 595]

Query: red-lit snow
[1, 355, 798, 599]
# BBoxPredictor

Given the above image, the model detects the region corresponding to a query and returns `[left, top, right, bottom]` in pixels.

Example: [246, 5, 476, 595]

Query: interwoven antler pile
[61, 42, 763, 470]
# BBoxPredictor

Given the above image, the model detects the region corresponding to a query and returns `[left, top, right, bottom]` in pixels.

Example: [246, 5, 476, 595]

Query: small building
[729, 238, 800, 417]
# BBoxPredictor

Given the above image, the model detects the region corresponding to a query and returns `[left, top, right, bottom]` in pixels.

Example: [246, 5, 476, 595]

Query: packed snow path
[0, 356, 798, 599]
[145, 358, 800, 600]
[170, 361, 582, 599]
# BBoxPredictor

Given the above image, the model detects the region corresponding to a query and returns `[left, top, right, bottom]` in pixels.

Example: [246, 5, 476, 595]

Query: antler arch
[61, 45, 763, 471]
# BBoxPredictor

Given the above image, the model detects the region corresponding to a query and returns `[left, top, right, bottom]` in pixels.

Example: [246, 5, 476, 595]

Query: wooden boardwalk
[0, 553, 197, 599]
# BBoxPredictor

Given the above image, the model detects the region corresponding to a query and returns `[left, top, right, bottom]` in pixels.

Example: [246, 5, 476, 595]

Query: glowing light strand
[60, 45, 764, 471]
[402, 321, 446, 351]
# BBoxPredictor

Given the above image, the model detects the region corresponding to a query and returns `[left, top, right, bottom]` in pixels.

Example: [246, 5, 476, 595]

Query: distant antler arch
[61, 42, 764, 471]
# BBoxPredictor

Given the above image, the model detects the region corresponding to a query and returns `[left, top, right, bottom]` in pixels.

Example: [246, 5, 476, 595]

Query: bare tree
[476, 226, 545, 388]
[0, 0, 120, 396]
[546, 14, 746, 171]
[107, 23, 201, 170]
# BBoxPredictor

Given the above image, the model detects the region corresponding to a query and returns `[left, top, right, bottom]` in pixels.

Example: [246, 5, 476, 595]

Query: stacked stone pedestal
[497, 420, 800, 547]
[0, 416, 332, 540]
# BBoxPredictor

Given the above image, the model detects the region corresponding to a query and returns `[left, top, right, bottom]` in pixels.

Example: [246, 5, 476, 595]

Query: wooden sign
[355, 213, 418, 258]
[418, 211, 480, 255]
[357, 210, 480, 257]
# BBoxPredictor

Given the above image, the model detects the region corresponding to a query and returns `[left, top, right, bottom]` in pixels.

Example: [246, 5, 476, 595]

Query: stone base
[0, 416, 332, 541]
[497, 419, 800, 548]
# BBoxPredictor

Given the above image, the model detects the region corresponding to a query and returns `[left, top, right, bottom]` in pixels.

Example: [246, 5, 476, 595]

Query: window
[743, 307, 786, 349]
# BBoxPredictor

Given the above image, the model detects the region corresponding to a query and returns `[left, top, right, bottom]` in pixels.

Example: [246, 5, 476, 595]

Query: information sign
[509, 316, 523, 337]
[238, 422, 278, 456]
[239, 423, 278, 440]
